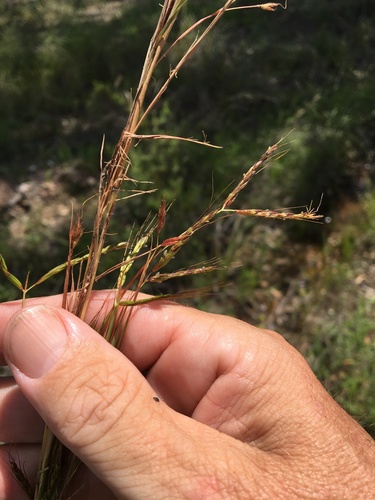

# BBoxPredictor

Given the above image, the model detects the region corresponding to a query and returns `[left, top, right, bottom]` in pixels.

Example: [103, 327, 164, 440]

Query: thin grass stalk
[29, 3, 185, 498]
[72, 0, 183, 322]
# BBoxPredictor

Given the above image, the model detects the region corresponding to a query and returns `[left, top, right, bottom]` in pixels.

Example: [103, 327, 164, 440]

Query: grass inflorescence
[0, 1, 323, 498]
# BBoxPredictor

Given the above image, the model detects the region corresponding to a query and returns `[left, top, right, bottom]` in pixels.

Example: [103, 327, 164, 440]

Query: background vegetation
[0, 0, 374, 436]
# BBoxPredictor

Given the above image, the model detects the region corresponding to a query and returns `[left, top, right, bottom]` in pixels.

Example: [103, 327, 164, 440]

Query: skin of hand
[0, 292, 374, 500]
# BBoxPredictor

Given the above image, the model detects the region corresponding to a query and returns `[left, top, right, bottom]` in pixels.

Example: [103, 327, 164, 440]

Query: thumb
[3, 304, 200, 498]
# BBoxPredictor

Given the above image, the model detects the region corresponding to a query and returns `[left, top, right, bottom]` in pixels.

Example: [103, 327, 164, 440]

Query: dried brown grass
[0, 1, 323, 497]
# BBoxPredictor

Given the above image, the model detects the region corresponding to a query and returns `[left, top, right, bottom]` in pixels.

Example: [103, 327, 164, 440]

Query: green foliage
[303, 191, 375, 437]
[0, 0, 373, 265]
[0, 0, 159, 172]
[310, 299, 375, 437]
[1, 0, 373, 204]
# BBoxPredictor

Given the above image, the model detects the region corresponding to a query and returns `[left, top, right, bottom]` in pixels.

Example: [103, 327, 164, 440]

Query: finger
[2, 293, 266, 419]
[123, 301, 280, 415]
[121, 301, 370, 456]
[0, 378, 44, 444]
[2, 304, 266, 498]
[0, 293, 290, 435]
[0, 292, 283, 413]
[0, 292, 317, 444]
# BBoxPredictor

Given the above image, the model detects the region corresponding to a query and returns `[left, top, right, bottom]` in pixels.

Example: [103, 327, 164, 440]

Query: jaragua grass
[0, 1, 322, 498]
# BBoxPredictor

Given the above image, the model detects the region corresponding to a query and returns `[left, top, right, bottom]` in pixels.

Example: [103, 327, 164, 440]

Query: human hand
[1, 292, 374, 499]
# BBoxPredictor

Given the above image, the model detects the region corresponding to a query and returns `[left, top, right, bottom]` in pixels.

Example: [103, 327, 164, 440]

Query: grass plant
[0, 1, 325, 498]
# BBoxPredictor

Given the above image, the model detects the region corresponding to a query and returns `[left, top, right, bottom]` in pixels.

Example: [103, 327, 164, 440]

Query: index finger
[0, 291, 278, 414]
[0, 292, 323, 447]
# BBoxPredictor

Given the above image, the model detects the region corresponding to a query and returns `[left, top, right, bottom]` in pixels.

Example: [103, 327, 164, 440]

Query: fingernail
[5, 305, 68, 378]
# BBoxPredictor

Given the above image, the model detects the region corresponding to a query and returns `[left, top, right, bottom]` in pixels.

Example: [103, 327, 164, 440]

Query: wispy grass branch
[0, 1, 325, 498]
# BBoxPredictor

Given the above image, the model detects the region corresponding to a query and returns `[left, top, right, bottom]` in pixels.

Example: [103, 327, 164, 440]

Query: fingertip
[4, 306, 69, 379]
